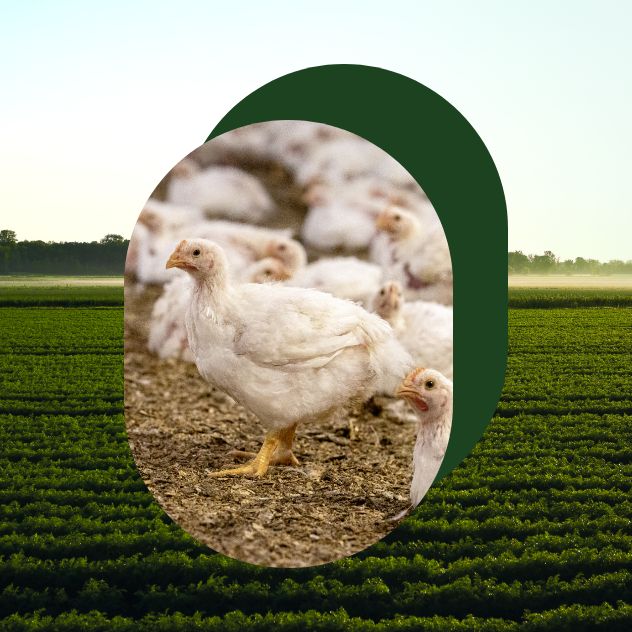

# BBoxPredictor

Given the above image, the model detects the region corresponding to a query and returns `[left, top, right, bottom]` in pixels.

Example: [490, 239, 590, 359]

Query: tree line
[509, 250, 632, 275]
[1, 230, 630, 276]
[0, 230, 128, 275]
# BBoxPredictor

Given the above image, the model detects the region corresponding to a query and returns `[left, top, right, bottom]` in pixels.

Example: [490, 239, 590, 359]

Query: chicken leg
[227, 424, 299, 467]
[209, 425, 297, 478]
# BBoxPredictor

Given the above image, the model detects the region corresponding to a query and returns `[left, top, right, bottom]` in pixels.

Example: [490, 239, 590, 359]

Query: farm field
[509, 274, 632, 289]
[0, 276, 123, 287]
[0, 287, 630, 629]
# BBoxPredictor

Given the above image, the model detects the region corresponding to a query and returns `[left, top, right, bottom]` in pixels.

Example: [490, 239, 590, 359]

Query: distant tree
[586, 258, 602, 274]
[574, 257, 589, 273]
[0, 234, 129, 275]
[558, 259, 575, 274]
[603, 259, 632, 274]
[100, 234, 125, 245]
[530, 251, 558, 274]
[508, 251, 530, 274]
[0, 230, 17, 245]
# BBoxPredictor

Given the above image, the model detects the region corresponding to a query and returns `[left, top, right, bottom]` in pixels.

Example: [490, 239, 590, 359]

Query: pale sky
[1, 1, 630, 261]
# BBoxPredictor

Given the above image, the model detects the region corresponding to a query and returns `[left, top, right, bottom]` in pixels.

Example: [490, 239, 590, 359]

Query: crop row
[0, 287, 123, 307]
[2, 485, 630, 521]
[0, 307, 122, 355]
[3, 601, 631, 632]
[1, 550, 631, 617]
[1, 529, 631, 572]
[0, 495, 629, 540]
[0, 358, 122, 407]
[508, 287, 632, 308]
[0, 514, 629, 563]
[1, 569, 631, 622]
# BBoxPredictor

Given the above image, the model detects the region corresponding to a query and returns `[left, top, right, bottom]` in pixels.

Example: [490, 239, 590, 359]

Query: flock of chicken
[126, 121, 454, 513]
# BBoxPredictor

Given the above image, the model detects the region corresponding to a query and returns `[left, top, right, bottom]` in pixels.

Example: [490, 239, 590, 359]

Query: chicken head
[166, 238, 228, 284]
[246, 257, 292, 283]
[375, 206, 421, 240]
[396, 367, 452, 418]
[264, 237, 307, 273]
[373, 281, 404, 323]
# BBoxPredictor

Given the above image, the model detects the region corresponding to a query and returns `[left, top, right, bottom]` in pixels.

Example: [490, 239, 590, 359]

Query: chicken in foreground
[166, 238, 413, 478]
[396, 367, 453, 513]
[148, 258, 291, 362]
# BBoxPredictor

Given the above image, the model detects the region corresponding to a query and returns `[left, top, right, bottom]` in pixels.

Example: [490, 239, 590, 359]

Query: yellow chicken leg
[208, 430, 279, 478]
[227, 424, 299, 468]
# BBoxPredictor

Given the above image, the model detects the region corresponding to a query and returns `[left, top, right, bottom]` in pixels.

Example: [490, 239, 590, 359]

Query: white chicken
[139, 199, 204, 234]
[165, 238, 413, 477]
[301, 177, 434, 253]
[287, 257, 383, 307]
[294, 136, 384, 186]
[147, 275, 195, 362]
[166, 160, 275, 223]
[191, 221, 306, 277]
[131, 217, 305, 286]
[371, 206, 453, 305]
[372, 281, 453, 380]
[265, 120, 343, 171]
[126, 200, 202, 279]
[148, 258, 291, 362]
[301, 202, 377, 253]
[396, 367, 453, 509]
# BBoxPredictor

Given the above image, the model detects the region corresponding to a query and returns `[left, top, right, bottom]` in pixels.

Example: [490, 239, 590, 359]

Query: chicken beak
[396, 379, 417, 399]
[264, 243, 276, 258]
[397, 382, 430, 413]
[166, 252, 186, 270]
[375, 213, 392, 232]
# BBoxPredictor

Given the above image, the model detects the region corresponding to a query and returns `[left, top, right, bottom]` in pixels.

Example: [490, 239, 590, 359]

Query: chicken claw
[229, 449, 300, 467]
[209, 425, 297, 478]
[228, 423, 299, 467]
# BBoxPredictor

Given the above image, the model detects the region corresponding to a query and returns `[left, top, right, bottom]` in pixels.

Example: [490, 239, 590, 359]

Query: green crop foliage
[0, 286, 123, 307]
[508, 287, 632, 308]
[0, 296, 631, 629]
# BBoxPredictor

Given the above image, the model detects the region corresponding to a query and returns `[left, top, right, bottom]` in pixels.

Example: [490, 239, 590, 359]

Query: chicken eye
[192, 249, 201, 256]
[278, 244, 287, 252]
[380, 289, 385, 296]
[264, 269, 272, 276]
[425, 380, 435, 389]
[394, 214, 401, 221]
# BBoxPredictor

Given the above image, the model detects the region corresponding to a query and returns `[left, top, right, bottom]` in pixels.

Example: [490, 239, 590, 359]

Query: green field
[508, 287, 632, 308]
[0, 286, 123, 307]
[0, 288, 631, 630]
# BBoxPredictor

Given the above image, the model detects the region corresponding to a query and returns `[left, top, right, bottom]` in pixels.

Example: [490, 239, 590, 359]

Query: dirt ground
[124, 148, 416, 567]
[124, 290, 415, 567]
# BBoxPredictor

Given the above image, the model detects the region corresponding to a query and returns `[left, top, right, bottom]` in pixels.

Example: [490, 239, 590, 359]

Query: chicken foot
[227, 424, 299, 467]
[209, 425, 297, 478]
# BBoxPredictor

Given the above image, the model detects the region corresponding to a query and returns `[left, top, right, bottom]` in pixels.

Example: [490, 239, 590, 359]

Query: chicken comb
[407, 367, 427, 382]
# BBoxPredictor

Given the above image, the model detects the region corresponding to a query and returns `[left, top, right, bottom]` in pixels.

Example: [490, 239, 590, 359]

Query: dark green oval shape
[207, 64, 507, 480]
